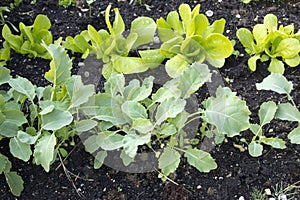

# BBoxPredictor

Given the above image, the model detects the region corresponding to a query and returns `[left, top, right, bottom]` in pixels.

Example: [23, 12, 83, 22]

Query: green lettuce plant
[157, 3, 233, 77]
[64, 4, 159, 79]
[0, 41, 10, 66]
[237, 14, 300, 74]
[2, 14, 53, 59]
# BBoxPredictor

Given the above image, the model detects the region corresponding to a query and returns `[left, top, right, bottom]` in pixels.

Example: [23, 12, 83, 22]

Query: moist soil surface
[0, 0, 300, 199]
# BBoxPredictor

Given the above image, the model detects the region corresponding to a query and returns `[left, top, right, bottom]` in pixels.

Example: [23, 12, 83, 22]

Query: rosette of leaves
[157, 3, 233, 78]
[79, 63, 219, 179]
[0, 44, 95, 196]
[2, 14, 53, 59]
[64, 4, 160, 79]
[237, 14, 300, 74]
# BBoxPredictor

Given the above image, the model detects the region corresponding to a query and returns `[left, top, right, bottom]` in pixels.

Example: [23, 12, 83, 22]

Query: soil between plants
[0, 0, 300, 199]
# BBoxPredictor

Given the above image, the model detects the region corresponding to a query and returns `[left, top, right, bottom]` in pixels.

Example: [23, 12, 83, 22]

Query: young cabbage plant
[79, 63, 218, 180]
[157, 3, 233, 78]
[237, 14, 300, 74]
[64, 4, 160, 79]
[2, 14, 53, 59]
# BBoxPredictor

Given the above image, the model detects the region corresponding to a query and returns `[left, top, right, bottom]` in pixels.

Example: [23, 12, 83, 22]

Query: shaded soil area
[0, 0, 300, 199]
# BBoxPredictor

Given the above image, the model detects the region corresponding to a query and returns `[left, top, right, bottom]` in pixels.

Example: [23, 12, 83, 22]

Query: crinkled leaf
[248, 141, 263, 157]
[184, 148, 217, 172]
[256, 73, 293, 94]
[123, 133, 151, 158]
[275, 103, 300, 122]
[9, 137, 32, 162]
[4, 171, 24, 197]
[288, 127, 300, 144]
[259, 101, 277, 126]
[202, 87, 251, 137]
[41, 109, 73, 131]
[44, 44, 72, 85]
[33, 132, 56, 172]
[158, 147, 181, 176]
[155, 97, 186, 125]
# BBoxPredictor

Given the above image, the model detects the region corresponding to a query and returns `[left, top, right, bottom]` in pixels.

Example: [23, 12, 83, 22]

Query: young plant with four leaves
[157, 4, 233, 77]
[237, 14, 300, 74]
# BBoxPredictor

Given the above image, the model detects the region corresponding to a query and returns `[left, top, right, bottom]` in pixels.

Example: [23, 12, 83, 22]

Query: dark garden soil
[0, 0, 300, 199]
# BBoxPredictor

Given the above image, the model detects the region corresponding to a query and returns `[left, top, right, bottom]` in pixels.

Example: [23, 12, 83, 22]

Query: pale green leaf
[184, 148, 217, 172]
[158, 147, 181, 176]
[264, 14, 278, 32]
[0, 122, 19, 137]
[41, 109, 73, 131]
[248, 55, 260, 71]
[123, 133, 151, 158]
[104, 73, 125, 96]
[125, 76, 154, 102]
[122, 101, 147, 120]
[165, 54, 190, 78]
[0, 153, 11, 173]
[253, 24, 267, 44]
[288, 126, 300, 144]
[260, 137, 286, 149]
[17, 130, 39, 145]
[120, 150, 134, 166]
[8, 76, 35, 101]
[160, 123, 177, 136]
[131, 17, 156, 48]
[248, 141, 263, 157]
[275, 103, 300, 122]
[3, 110, 27, 126]
[4, 171, 24, 197]
[256, 73, 293, 94]
[0, 66, 11, 85]
[250, 123, 262, 136]
[44, 44, 72, 85]
[132, 118, 153, 134]
[113, 56, 148, 74]
[275, 38, 300, 59]
[33, 14, 51, 31]
[112, 8, 125, 35]
[259, 101, 277, 126]
[202, 87, 251, 137]
[94, 151, 107, 169]
[268, 58, 285, 74]
[33, 133, 56, 172]
[97, 131, 124, 151]
[75, 120, 98, 133]
[284, 54, 300, 67]
[9, 137, 32, 161]
[236, 28, 254, 51]
[155, 97, 186, 125]
[83, 135, 101, 154]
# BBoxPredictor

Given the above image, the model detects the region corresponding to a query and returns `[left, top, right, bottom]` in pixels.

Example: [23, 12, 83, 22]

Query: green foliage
[64, 4, 158, 79]
[157, 4, 233, 77]
[237, 14, 300, 74]
[2, 14, 53, 59]
[59, 0, 75, 7]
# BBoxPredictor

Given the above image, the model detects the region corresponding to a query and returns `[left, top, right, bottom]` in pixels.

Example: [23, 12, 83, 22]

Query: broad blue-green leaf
[184, 148, 217, 172]
[288, 127, 300, 144]
[260, 137, 286, 149]
[9, 137, 32, 161]
[39, 105, 55, 115]
[125, 76, 154, 102]
[176, 63, 211, 99]
[0, 153, 11, 173]
[132, 118, 153, 134]
[0, 122, 19, 137]
[160, 123, 177, 136]
[122, 101, 147, 120]
[83, 135, 101, 153]
[158, 147, 181, 176]
[4, 171, 24, 197]
[41, 109, 73, 131]
[44, 44, 72, 85]
[94, 151, 107, 169]
[130, 17, 156, 48]
[75, 119, 98, 133]
[0, 66, 11, 85]
[259, 101, 277, 126]
[165, 54, 190, 78]
[155, 97, 186, 125]
[3, 110, 27, 126]
[97, 131, 124, 151]
[275, 103, 300, 122]
[123, 133, 151, 158]
[120, 150, 134, 166]
[151, 83, 181, 103]
[17, 130, 39, 144]
[104, 73, 125, 96]
[139, 49, 165, 69]
[248, 141, 263, 157]
[202, 87, 251, 137]
[33, 132, 56, 172]
[8, 76, 36, 101]
[250, 123, 262, 136]
[66, 75, 95, 108]
[256, 73, 293, 94]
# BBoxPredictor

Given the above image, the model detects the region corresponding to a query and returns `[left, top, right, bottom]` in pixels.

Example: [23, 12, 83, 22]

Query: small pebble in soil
[238, 196, 245, 200]
[197, 185, 202, 189]
[205, 10, 213, 17]
[236, 14, 241, 19]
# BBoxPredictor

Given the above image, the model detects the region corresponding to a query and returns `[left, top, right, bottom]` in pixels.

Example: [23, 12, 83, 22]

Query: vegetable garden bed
[0, 0, 299, 199]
